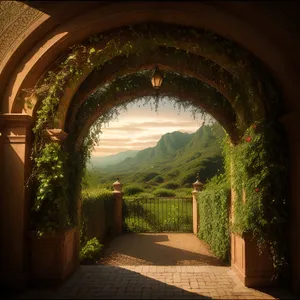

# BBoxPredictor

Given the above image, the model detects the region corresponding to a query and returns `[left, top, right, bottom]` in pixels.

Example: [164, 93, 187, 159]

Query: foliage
[79, 237, 103, 263]
[139, 172, 160, 182]
[153, 188, 176, 197]
[26, 21, 288, 280]
[80, 188, 114, 247]
[198, 173, 230, 261]
[30, 142, 70, 234]
[160, 181, 180, 190]
[26, 23, 253, 234]
[175, 188, 193, 197]
[224, 120, 289, 276]
[125, 192, 154, 199]
[123, 185, 145, 196]
[151, 175, 165, 183]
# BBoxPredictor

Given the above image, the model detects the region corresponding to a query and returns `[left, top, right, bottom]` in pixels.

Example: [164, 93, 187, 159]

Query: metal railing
[123, 197, 192, 233]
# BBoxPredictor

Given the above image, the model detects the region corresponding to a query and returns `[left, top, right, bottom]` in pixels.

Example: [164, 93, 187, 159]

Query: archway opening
[25, 22, 290, 289]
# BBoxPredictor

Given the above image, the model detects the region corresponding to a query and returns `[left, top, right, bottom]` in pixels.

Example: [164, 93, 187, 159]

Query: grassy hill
[86, 123, 225, 191]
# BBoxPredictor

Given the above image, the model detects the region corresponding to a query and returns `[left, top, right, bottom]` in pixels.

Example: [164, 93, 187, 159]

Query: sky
[91, 98, 205, 157]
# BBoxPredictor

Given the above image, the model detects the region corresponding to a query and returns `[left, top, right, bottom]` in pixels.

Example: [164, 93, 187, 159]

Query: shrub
[161, 181, 180, 189]
[175, 188, 192, 197]
[197, 174, 230, 261]
[153, 188, 176, 197]
[79, 237, 103, 263]
[123, 184, 145, 196]
[125, 192, 154, 200]
[140, 172, 159, 182]
[151, 175, 164, 183]
[179, 170, 199, 186]
[81, 188, 114, 246]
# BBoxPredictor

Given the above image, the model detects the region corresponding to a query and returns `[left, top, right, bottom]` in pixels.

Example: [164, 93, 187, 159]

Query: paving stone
[16, 233, 295, 300]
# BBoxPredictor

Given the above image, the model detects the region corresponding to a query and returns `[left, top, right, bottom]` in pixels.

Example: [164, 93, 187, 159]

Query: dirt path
[98, 233, 227, 266]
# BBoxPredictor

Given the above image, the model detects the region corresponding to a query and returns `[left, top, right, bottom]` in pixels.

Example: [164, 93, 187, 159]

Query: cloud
[92, 146, 135, 154]
[101, 121, 201, 132]
[90, 97, 204, 157]
[100, 124, 148, 132]
[95, 133, 164, 145]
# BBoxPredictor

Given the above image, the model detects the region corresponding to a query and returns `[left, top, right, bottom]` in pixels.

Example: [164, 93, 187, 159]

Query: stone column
[192, 174, 203, 235]
[0, 113, 33, 290]
[280, 112, 300, 294]
[112, 178, 123, 236]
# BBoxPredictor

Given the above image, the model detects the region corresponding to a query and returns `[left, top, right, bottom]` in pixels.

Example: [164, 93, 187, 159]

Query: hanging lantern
[151, 66, 163, 89]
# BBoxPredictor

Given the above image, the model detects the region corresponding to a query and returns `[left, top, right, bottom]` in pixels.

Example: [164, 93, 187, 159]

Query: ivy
[25, 22, 289, 280]
[224, 120, 289, 276]
[198, 173, 230, 261]
[30, 143, 70, 234]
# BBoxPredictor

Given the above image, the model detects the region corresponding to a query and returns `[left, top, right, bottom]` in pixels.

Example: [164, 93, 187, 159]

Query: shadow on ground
[99, 233, 227, 266]
[17, 265, 211, 299]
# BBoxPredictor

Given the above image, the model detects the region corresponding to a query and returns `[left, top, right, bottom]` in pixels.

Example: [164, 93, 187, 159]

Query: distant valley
[87, 123, 225, 189]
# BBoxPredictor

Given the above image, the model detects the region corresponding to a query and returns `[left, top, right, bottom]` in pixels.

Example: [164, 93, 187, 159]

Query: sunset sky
[92, 98, 205, 157]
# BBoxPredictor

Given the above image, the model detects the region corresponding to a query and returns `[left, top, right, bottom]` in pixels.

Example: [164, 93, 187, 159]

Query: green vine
[224, 120, 289, 276]
[198, 173, 230, 261]
[30, 142, 70, 234]
[25, 23, 289, 281]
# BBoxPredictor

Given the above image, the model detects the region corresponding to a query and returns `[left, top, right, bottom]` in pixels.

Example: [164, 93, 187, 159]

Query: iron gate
[122, 197, 193, 233]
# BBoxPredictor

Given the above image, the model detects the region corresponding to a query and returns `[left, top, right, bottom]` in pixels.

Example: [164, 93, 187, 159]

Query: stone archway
[0, 1, 300, 295]
[25, 22, 284, 289]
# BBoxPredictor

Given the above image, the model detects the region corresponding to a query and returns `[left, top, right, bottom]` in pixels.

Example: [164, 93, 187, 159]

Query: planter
[29, 228, 78, 287]
[231, 232, 276, 287]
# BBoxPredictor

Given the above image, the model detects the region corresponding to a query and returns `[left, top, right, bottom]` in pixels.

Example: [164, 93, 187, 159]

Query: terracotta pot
[29, 228, 78, 287]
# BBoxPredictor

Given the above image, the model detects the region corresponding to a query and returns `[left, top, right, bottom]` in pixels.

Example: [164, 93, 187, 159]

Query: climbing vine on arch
[25, 23, 289, 278]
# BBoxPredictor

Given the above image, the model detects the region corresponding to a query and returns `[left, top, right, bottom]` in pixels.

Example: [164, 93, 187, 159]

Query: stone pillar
[280, 112, 300, 295]
[192, 174, 203, 235]
[0, 113, 33, 291]
[112, 178, 123, 236]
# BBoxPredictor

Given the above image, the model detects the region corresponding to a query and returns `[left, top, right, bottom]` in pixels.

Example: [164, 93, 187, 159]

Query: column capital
[0, 113, 33, 127]
[43, 128, 68, 143]
[0, 113, 33, 143]
[279, 112, 300, 141]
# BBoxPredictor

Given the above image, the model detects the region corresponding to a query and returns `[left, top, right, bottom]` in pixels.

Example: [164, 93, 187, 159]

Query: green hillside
[87, 123, 225, 189]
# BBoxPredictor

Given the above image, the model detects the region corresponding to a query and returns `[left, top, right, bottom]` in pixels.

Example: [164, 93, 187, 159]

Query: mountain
[88, 149, 139, 168]
[89, 123, 225, 187]
[118, 131, 193, 167]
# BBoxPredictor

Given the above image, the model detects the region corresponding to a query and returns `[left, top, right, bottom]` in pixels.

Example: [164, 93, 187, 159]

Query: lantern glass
[151, 68, 163, 89]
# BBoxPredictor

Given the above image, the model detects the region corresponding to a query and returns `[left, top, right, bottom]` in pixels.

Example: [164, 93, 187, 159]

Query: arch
[27, 23, 274, 144]
[1, 3, 300, 294]
[68, 72, 238, 148]
[64, 47, 254, 135]
[2, 2, 299, 116]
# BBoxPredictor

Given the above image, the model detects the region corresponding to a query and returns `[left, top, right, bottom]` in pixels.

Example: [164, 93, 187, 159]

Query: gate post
[192, 174, 203, 235]
[112, 178, 123, 235]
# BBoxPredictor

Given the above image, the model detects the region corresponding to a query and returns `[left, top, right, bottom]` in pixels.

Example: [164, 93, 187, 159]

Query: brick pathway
[17, 233, 296, 299]
[17, 265, 296, 299]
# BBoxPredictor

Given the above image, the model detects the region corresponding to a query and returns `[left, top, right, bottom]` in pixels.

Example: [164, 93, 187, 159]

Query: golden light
[151, 66, 163, 89]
